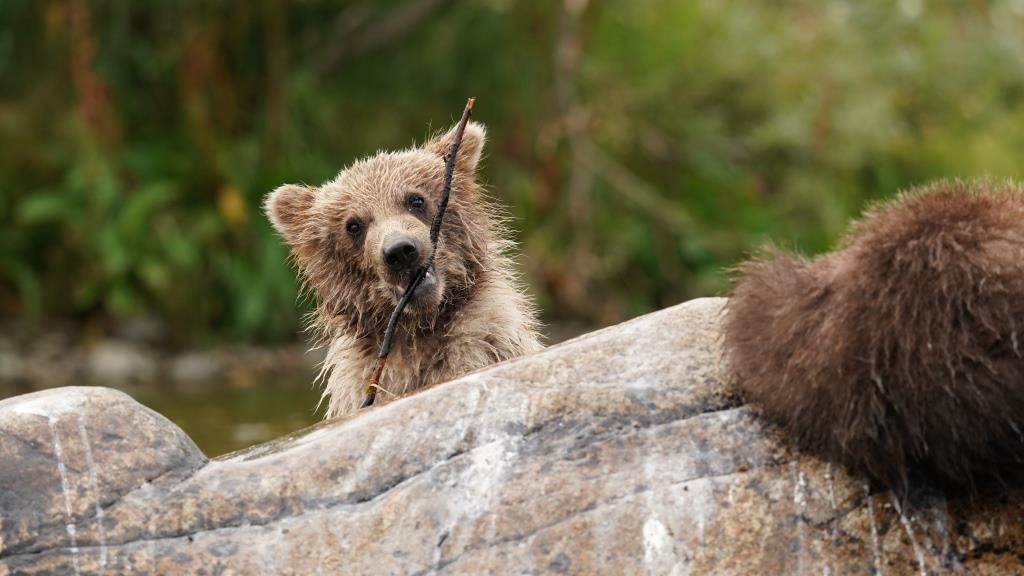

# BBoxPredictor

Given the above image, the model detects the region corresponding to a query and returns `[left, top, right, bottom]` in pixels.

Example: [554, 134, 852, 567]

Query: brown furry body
[723, 180, 1024, 490]
[265, 122, 542, 418]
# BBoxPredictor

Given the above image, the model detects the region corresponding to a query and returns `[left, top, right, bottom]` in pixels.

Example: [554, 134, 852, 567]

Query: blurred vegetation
[3, 0, 1024, 343]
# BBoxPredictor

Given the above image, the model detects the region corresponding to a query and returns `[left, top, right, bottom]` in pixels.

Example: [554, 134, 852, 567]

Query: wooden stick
[361, 97, 476, 409]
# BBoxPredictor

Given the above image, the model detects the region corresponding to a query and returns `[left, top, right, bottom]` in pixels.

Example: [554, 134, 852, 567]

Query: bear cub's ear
[424, 121, 486, 174]
[264, 183, 316, 247]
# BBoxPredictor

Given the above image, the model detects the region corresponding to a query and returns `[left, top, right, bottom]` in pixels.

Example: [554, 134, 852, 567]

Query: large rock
[1, 298, 1022, 575]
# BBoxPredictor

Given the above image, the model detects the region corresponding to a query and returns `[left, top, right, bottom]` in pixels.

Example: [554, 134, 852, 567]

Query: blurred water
[119, 324, 591, 456]
[0, 321, 590, 458]
[135, 380, 322, 457]
[0, 379, 322, 458]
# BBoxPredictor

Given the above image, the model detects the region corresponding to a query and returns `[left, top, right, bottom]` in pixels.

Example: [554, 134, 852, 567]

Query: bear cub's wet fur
[724, 179, 1024, 491]
[266, 122, 542, 417]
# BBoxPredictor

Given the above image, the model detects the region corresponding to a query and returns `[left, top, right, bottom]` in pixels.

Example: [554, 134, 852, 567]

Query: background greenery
[4, 0, 1024, 343]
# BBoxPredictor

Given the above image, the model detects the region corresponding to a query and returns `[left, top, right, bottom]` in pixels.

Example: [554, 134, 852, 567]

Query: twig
[318, 0, 452, 75]
[582, 143, 698, 232]
[360, 97, 476, 409]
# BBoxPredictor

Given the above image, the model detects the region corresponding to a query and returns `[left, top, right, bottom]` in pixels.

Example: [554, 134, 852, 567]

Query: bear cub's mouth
[390, 264, 438, 303]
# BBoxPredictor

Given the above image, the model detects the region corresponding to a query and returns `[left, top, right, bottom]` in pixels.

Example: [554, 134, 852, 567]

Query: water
[0, 323, 590, 458]
[0, 377, 323, 458]
[135, 380, 323, 457]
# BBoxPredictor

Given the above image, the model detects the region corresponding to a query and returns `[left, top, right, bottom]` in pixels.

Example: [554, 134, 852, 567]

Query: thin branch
[555, 0, 594, 254]
[318, 0, 452, 75]
[361, 97, 476, 409]
[582, 143, 698, 232]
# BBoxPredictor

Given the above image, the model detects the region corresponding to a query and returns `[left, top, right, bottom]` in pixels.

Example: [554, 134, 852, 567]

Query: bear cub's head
[264, 122, 491, 330]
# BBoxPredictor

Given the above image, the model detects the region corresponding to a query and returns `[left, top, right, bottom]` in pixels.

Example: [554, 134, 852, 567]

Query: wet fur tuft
[723, 179, 1024, 491]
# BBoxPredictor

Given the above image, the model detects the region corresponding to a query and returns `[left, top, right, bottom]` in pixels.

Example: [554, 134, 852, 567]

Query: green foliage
[3, 0, 1024, 340]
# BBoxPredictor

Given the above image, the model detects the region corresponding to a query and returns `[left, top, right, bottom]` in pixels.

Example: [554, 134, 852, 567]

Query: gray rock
[85, 341, 158, 386]
[1, 298, 1022, 575]
[0, 346, 20, 382]
[112, 316, 167, 346]
[167, 351, 222, 386]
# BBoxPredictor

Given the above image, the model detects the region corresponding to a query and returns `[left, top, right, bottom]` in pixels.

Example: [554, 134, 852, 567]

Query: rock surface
[1, 297, 1023, 575]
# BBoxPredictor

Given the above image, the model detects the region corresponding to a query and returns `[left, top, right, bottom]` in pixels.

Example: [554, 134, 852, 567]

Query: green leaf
[16, 192, 79, 224]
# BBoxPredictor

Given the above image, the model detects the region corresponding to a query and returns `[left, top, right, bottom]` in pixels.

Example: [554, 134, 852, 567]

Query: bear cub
[265, 122, 542, 418]
[724, 179, 1024, 492]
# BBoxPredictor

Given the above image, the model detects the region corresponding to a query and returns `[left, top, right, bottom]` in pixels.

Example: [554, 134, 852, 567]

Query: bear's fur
[265, 122, 542, 418]
[723, 179, 1024, 491]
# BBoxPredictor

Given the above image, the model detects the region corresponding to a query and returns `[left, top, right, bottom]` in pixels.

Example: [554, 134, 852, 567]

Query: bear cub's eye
[406, 193, 426, 210]
[345, 218, 363, 237]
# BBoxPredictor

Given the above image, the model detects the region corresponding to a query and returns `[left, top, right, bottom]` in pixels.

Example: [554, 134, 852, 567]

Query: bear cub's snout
[382, 236, 422, 273]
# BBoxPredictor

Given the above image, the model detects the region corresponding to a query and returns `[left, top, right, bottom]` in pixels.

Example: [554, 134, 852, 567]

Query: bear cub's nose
[383, 237, 420, 272]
